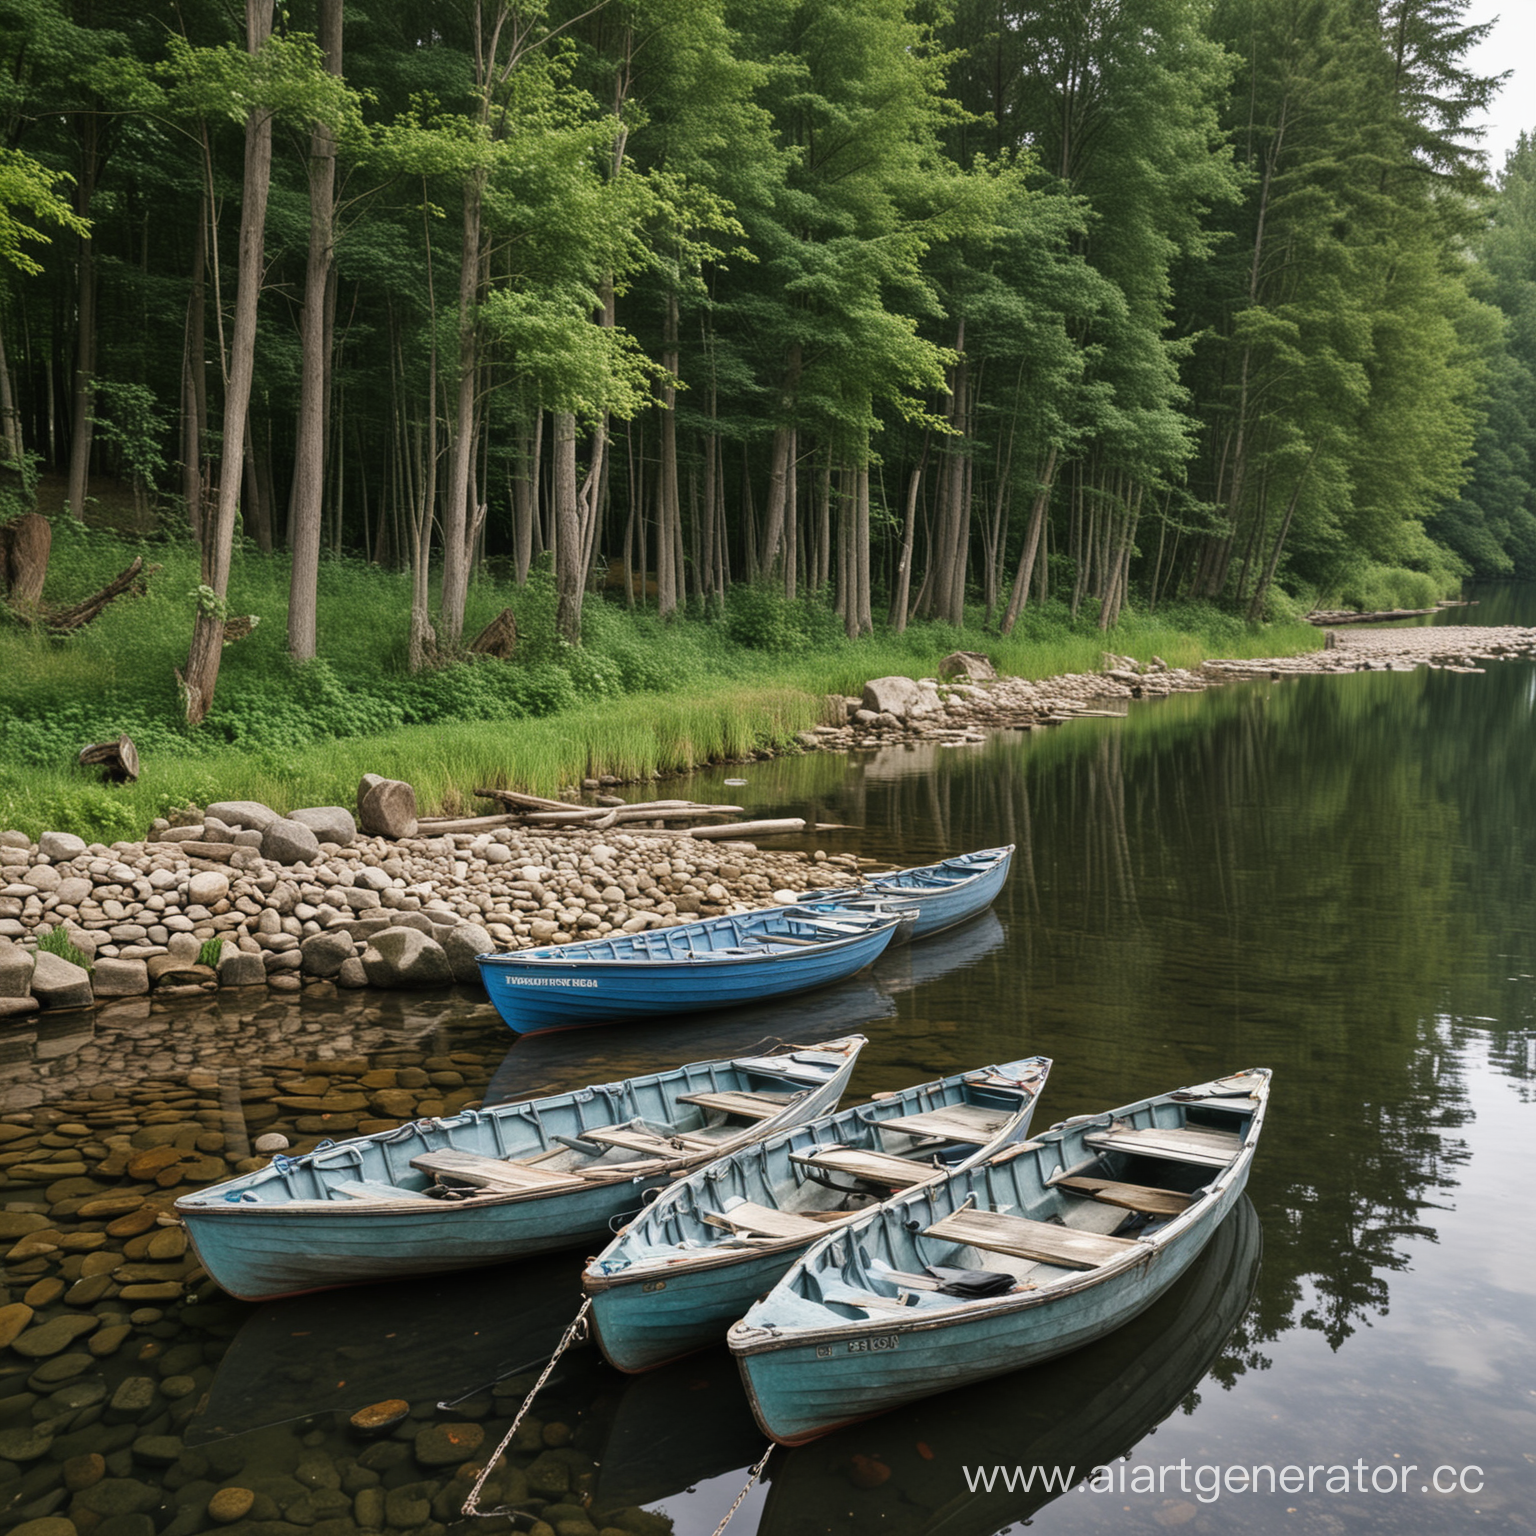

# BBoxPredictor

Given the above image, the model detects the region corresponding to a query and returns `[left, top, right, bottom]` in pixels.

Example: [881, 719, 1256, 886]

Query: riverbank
[4, 620, 1531, 1019]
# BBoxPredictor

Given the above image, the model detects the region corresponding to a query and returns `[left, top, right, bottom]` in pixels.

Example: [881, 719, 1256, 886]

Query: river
[4, 591, 1535, 1536]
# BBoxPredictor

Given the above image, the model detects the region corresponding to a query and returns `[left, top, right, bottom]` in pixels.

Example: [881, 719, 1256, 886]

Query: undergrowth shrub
[37, 926, 92, 971]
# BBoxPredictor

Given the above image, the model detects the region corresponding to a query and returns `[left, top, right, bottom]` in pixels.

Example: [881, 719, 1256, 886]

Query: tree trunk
[1000, 446, 1059, 635]
[65, 111, 99, 518]
[181, 200, 208, 539]
[178, 0, 274, 725]
[554, 410, 584, 642]
[286, 0, 342, 660]
[440, 168, 484, 650]
[0, 308, 22, 464]
[656, 294, 680, 617]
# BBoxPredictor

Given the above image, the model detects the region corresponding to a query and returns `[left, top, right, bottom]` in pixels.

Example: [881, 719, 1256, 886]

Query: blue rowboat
[477, 905, 904, 1034]
[756, 1195, 1263, 1536]
[728, 1067, 1270, 1445]
[175, 1035, 866, 1302]
[810, 845, 1014, 942]
[583, 1055, 1052, 1373]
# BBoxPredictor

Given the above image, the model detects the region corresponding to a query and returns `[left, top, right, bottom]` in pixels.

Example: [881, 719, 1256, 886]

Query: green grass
[0, 519, 1322, 840]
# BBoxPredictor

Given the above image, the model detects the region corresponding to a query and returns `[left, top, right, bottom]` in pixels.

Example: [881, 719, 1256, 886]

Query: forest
[1, 0, 1534, 733]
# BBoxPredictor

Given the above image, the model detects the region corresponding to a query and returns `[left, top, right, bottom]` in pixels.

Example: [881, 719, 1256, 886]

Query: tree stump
[468, 607, 518, 658]
[78, 735, 141, 783]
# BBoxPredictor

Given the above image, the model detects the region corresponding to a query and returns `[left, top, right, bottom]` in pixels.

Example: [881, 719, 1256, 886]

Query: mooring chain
[709, 1442, 776, 1536]
[460, 1297, 593, 1519]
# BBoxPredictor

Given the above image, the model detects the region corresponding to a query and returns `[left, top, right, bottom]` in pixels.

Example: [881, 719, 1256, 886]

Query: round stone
[413, 1421, 485, 1465]
[207, 1488, 255, 1524]
[253, 1133, 290, 1153]
[349, 1399, 409, 1434]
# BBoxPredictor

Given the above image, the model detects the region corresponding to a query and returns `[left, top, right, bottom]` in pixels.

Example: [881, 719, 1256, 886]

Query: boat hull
[585, 1057, 1050, 1372]
[824, 846, 1013, 941]
[734, 1172, 1249, 1445]
[479, 913, 899, 1034]
[178, 1037, 865, 1301]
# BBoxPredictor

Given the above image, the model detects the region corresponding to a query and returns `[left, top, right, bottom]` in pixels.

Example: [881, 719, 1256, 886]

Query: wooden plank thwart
[789, 1146, 930, 1188]
[1051, 1176, 1192, 1217]
[924, 1208, 1137, 1270]
[701, 1202, 838, 1241]
[577, 1125, 717, 1156]
[409, 1150, 588, 1193]
[676, 1089, 795, 1120]
[880, 1105, 1012, 1145]
[1083, 1123, 1242, 1169]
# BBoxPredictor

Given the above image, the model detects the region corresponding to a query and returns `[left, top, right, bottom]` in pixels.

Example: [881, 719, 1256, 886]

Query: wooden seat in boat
[788, 1145, 930, 1188]
[332, 1179, 431, 1202]
[409, 1149, 588, 1192]
[576, 1125, 718, 1156]
[1083, 1123, 1242, 1169]
[923, 1207, 1138, 1270]
[879, 1104, 1012, 1144]
[701, 1201, 836, 1240]
[676, 1089, 795, 1119]
[1050, 1175, 1192, 1216]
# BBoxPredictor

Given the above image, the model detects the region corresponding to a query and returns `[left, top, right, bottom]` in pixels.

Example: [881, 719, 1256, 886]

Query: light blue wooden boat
[583, 1055, 1052, 1373]
[175, 1035, 866, 1302]
[477, 905, 904, 1034]
[756, 1196, 1263, 1536]
[811, 845, 1014, 942]
[728, 1067, 1270, 1444]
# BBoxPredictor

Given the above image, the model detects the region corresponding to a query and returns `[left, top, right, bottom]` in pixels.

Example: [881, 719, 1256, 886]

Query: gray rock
[54, 877, 93, 906]
[939, 649, 997, 682]
[299, 931, 355, 978]
[0, 940, 34, 997]
[0, 994, 39, 1018]
[335, 956, 369, 989]
[361, 927, 453, 987]
[260, 818, 322, 866]
[216, 950, 266, 987]
[442, 923, 493, 985]
[861, 675, 924, 718]
[205, 801, 279, 832]
[187, 871, 230, 905]
[0, 829, 31, 849]
[358, 777, 418, 840]
[26, 864, 61, 891]
[29, 949, 93, 1010]
[288, 806, 357, 848]
[90, 958, 150, 998]
[37, 831, 87, 861]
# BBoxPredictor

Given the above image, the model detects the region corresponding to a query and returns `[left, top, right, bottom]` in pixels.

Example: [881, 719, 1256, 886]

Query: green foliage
[36, 925, 91, 972]
[197, 937, 225, 968]
[723, 585, 842, 651]
[0, 145, 88, 275]
[1332, 564, 1450, 613]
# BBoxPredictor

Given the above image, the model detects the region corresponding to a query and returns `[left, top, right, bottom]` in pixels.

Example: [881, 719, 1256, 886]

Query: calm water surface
[6, 589, 1536, 1536]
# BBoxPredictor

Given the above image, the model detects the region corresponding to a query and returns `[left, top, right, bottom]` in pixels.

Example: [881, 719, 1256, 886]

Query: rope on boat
[709, 1442, 776, 1536]
[460, 1297, 592, 1519]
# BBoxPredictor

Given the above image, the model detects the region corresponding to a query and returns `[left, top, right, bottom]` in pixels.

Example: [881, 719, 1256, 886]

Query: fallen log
[688, 818, 805, 841]
[413, 813, 523, 835]
[475, 787, 575, 813]
[520, 808, 613, 826]
[610, 803, 745, 824]
[468, 607, 518, 658]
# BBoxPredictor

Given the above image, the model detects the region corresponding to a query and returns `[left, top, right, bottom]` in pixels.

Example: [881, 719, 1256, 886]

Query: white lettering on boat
[502, 977, 601, 988]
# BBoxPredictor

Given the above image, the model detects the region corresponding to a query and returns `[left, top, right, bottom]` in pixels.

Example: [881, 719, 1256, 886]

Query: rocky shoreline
[5, 623, 1535, 1022]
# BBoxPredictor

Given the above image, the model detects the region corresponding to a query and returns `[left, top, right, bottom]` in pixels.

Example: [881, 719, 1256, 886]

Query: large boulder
[300, 931, 356, 978]
[289, 806, 357, 848]
[37, 831, 87, 862]
[89, 959, 149, 998]
[260, 818, 322, 867]
[206, 800, 280, 833]
[442, 923, 494, 986]
[861, 676, 925, 719]
[29, 950, 93, 1010]
[358, 777, 418, 840]
[939, 650, 996, 683]
[216, 949, 266, 988]
[0, 942, 34, 997]
[361, 927, 453, 988]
